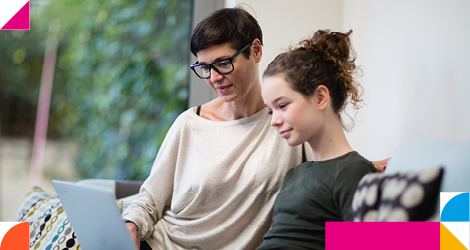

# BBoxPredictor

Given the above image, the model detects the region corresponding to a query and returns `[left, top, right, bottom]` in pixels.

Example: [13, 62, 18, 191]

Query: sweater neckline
[311, 151, 358, 165]
[189, 106, 269, 126]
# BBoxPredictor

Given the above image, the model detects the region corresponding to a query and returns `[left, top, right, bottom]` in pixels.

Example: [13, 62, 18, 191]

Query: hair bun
[301, 29, 353, 64]
[300, 29, 363, 114]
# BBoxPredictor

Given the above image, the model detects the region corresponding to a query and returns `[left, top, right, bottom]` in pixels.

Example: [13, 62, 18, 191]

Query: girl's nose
[270, 111, 282, 127]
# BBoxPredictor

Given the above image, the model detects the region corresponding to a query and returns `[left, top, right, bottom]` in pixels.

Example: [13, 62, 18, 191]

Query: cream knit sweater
[122, 107, 309, 250]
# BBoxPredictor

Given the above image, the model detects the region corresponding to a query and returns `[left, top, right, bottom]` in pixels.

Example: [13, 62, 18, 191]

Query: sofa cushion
[15, 187, 82, 250]
[351, 167, 443, 222]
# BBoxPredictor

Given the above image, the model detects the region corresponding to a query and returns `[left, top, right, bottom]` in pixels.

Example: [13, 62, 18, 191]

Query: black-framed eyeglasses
[190, 43, 251, 79]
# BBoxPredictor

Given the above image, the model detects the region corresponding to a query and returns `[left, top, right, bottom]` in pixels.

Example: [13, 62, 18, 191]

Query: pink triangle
[1, 1, 30, 30]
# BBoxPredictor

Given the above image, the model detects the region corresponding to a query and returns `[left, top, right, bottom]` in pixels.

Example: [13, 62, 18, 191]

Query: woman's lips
[217, 85, 231, 94]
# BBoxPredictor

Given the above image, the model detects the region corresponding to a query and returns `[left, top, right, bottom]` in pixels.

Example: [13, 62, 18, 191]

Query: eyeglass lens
[191, 42, 251, 79]
[193, 60, 233, 79]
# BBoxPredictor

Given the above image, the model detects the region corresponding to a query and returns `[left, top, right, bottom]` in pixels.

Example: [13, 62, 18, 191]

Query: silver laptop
[52, 180, 138, 250]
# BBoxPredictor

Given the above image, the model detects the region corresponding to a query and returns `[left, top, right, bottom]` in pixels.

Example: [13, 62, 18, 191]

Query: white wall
[343, 0, 470, 160]
[227, 0, 470, 161]
[228, 0, 344, 76]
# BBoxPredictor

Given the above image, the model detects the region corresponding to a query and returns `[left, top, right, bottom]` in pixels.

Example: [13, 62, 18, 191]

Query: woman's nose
[210, 68, 224, 83]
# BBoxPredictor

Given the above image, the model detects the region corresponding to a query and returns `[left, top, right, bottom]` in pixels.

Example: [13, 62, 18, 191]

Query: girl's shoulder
[335, 152, 377, 182]
[346, 151, 375, 169]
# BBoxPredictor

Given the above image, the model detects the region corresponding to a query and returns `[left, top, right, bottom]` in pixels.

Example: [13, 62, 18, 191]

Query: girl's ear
[252, 38, 262, 63]
[314, 85, 329, 110]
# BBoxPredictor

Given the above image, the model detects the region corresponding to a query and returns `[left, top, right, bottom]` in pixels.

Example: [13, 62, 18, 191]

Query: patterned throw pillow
[351, 167, 444, 222]
[14, 187, 82, 250]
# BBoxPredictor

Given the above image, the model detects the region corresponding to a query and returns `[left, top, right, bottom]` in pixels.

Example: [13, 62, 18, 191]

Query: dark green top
[257, 151, 377, 250]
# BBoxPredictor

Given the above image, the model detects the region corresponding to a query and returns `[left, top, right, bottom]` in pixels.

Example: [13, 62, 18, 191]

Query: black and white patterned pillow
[351, 167, 444, 222]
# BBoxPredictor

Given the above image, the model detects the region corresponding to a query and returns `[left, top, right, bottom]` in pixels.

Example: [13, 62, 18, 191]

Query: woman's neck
[221, 95, 265, 120]
[203, 86, 265, 121]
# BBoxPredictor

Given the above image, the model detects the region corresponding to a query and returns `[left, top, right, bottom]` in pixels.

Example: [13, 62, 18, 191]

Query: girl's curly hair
[263, 29, 364, 128]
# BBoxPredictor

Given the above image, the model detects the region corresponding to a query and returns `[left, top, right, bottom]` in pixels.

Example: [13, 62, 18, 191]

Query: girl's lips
[279, 129, 292, 138]
[217, 85, 231, 94]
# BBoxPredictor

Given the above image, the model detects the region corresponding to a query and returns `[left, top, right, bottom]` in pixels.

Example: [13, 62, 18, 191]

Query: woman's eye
[267, 109, 273, 115]
[215, 60, 231, 69]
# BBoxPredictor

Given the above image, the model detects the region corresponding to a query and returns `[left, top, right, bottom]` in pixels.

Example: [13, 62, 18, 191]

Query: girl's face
[262, 75, 324, 146]
[195, 40, 262, 104]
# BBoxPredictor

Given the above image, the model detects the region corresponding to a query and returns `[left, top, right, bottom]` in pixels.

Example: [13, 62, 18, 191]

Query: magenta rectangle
[325, 222, 440, 250]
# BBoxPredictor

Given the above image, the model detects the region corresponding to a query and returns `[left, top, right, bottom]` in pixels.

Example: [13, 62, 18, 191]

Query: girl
[257, 30, 377, 249]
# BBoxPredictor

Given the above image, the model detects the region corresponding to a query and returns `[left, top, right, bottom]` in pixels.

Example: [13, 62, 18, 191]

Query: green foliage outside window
[0, 0, 193, 180]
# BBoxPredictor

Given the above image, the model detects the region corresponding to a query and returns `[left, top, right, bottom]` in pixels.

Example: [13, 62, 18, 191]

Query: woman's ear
[314, 85, 329, 110]
[252, 38, 262, 63]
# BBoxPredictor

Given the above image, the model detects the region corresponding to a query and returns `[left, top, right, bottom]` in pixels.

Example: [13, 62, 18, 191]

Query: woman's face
[262, 75, 323, 146]
[195, 41, 261, 104]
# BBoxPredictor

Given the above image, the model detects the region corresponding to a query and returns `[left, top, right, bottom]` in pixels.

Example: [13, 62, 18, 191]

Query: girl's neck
[307, 117, 353, 162]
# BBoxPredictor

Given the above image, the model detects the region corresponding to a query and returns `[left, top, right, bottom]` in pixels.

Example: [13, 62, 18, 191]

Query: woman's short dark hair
[190, 7, 263, 59]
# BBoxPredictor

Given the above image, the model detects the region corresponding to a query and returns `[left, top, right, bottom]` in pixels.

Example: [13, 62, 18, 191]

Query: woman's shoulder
[193, 98, 222, 121]
[163, 108, 203, 136]
[173, 108, 197, 124]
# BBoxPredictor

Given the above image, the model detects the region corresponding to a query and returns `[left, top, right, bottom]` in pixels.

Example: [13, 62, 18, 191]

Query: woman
[122, 8, 309, 250]
[258, 30, 377, 249]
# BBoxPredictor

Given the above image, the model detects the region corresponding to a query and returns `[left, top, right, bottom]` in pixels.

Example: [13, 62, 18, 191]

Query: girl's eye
[279, 103, 288, 109]
[267, 109, 273, 115]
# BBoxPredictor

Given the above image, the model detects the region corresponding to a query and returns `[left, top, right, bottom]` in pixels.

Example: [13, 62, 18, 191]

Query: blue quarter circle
[441, 193, 469, 222]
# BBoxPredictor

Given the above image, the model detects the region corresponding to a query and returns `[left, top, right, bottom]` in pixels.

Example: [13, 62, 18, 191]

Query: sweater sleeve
[121, 112, 186, 240]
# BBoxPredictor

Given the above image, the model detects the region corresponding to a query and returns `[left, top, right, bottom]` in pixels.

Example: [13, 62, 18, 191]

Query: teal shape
[441, 193, 469, 222]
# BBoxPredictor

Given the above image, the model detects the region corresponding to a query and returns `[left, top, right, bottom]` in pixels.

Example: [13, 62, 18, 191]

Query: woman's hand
[125, 222, 141, 249]
[371, 157, 390, 172]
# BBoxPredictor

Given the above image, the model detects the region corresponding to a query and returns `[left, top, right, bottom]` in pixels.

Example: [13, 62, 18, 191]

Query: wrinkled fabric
[122, 108, 310, 250]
